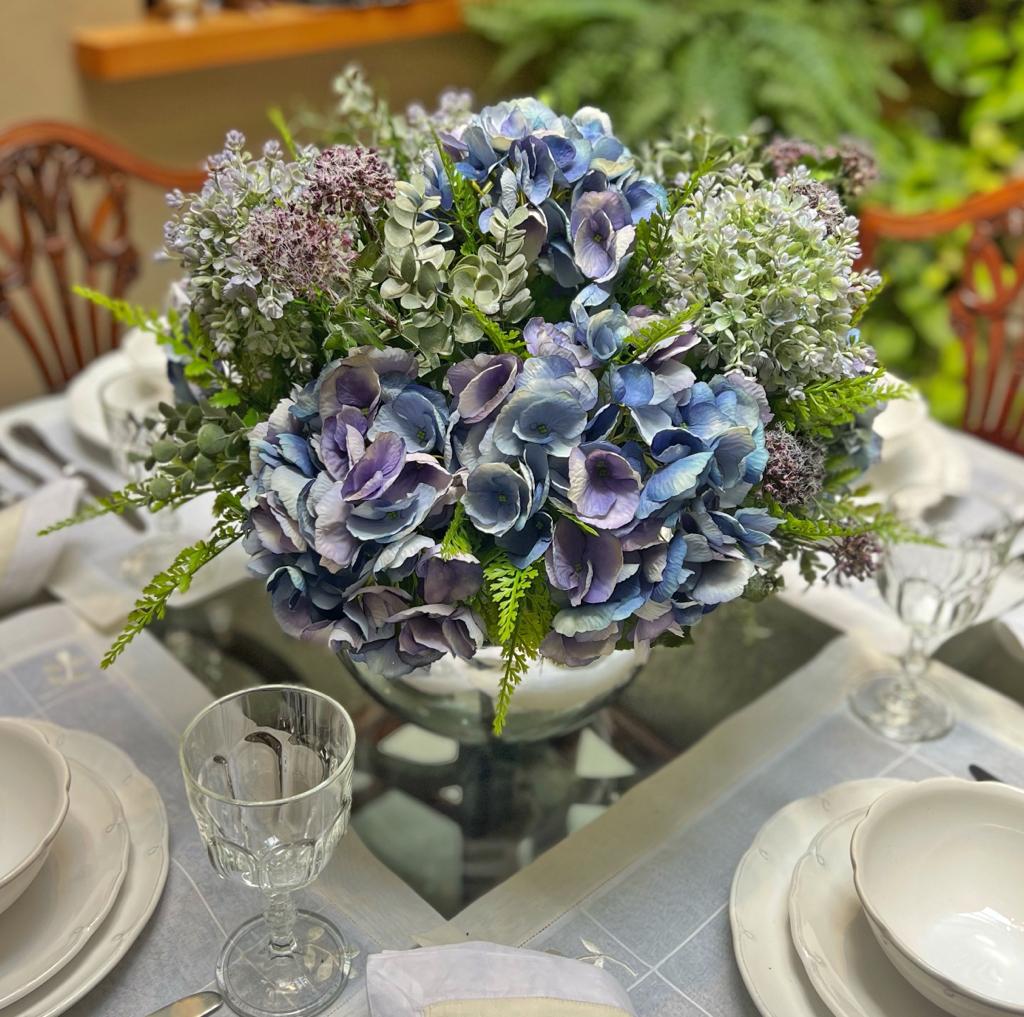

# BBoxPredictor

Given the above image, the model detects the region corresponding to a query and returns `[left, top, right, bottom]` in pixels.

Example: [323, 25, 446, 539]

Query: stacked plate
[731, 777, 1024, 1017]
[0, 718, 168, 1017]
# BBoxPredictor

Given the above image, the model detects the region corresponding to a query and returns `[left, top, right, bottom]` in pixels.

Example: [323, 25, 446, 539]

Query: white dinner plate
[0, 759, 130, 1008]
[789, 808, 948, 1017]
[66, 329, 166, 450]
[729, 779, 905, 1017]
[6, 722, 169, 1017]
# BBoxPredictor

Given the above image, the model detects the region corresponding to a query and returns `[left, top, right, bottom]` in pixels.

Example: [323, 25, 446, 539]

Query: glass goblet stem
[898, 629, 930, 690]
[263, 891, 299, 955]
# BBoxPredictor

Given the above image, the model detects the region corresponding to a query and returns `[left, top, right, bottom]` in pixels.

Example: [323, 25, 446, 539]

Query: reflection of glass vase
[99, 368, 184, 584]
[340, 644, 646, 744]
[850, 490, 1019, 742]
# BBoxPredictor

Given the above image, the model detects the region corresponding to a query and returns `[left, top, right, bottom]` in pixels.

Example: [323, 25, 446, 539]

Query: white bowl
[0, 719, 71, 915]
[852, 778, 1024, 1017]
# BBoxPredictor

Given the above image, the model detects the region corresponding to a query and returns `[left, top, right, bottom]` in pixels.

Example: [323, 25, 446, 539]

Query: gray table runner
[524, 706, 1024, 1016]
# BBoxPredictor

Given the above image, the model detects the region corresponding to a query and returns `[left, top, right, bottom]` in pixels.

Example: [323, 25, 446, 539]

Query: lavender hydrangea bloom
[570, 190, 636, 283]
[446, 353, 522, 423]
[523, 317, 595, 368]
[546, 518, 624, 606]
[568, 442, 641, 530]
[369, 384, 449, 453]
[492, 358, 597, 458]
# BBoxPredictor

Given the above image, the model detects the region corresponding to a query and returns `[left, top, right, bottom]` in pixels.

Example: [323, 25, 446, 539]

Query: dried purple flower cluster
[763, 136, 880, 197]
[786, 176, 848, 236]
[305, 145, 396, 216]
[761, 427, 826, 508]
[762, 137, 819, 178]
[240, 204, 355, 303]
[827, 532, 883, 584]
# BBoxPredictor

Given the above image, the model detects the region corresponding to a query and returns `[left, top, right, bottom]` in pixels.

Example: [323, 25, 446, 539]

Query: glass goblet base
[216, 910, 351, 1017]
[849, 671, 954, 743]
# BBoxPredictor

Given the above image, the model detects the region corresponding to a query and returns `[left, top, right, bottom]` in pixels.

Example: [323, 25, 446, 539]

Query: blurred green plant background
[463, 0, 1024, 424]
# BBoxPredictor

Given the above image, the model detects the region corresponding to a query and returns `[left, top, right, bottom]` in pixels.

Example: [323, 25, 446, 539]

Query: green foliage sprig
[479, 550, 556, 735]
[619, 184, 698, 308]
[773, 368, 910, 439]
[436, 141, 480, 256]
[71, 286, 229, 400]
[461, 298, 526, 355]
[615, 306, 700, 364]
[439, 503, 475, 559]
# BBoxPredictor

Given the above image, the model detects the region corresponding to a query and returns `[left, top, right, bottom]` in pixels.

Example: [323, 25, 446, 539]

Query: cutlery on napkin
[143, 990, 222, 1017]
[9, 422, 145, 531]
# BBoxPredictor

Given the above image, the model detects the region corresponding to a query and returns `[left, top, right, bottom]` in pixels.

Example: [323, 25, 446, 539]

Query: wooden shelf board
[74, 1, 465, 81]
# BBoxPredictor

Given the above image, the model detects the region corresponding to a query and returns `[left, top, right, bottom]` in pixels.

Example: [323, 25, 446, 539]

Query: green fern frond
[38, 483, 154, 535]
[776, 497, 927, 545]
[461, 299, 525, 356]
[479, 550, 556, 735]
[436, 141, 480, 256]
[773, 368, 910, 439]
[72, 286, 163, 335]
[616, 305, 700, 363]
[440, 503, 475, 559]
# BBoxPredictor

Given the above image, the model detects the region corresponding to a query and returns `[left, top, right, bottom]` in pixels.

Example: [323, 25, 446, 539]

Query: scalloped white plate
[729, 779, 905, 1017]
[0, 759, 129, 1008]
[789, 807, 947, 1017]
[5, 722, 168, 1017]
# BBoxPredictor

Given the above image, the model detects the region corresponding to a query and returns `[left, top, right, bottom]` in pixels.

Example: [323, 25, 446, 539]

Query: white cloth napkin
[0, 479, 84, 615]
[366, 942, 637, 1017]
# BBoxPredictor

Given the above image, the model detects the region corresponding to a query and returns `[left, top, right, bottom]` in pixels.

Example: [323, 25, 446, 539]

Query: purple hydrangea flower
[462, 462, 532, 536]
[567, 442, 641, 530]
[446, 353, 522, 424]
[545, 518, 624, 607]
[570, 190, 636, 283]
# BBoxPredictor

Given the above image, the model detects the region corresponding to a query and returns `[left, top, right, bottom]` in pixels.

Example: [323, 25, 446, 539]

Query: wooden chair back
[859, 181, 1024, 455]
[0, 121, 206, 391]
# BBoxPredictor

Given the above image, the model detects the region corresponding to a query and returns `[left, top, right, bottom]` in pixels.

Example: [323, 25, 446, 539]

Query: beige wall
[0, 0, 495, 406]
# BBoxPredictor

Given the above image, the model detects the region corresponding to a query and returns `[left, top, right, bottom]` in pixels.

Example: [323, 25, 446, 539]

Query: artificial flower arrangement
[58, 71, 908, 734]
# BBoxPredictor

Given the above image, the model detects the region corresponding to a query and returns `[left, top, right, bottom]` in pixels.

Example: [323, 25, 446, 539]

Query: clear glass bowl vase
[338, 645, 646, 744]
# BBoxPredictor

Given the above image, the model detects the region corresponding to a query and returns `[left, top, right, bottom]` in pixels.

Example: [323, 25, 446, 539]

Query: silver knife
[9, 422, 146, 532]
[144, 990, 223, 1017]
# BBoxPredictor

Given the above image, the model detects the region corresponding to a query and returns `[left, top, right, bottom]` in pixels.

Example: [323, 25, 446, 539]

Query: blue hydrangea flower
[570, 190, 636, 283]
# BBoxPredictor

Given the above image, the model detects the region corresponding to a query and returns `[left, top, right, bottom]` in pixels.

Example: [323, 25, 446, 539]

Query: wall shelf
[74, 1, 465, 81]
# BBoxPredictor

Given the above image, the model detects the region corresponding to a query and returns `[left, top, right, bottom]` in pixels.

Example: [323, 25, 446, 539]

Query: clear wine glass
[849, 488, 1019, 742]
[180, 685, 356, 1017]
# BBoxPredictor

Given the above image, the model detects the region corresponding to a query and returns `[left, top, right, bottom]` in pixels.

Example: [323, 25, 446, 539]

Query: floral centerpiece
[61, 71, 907, 735]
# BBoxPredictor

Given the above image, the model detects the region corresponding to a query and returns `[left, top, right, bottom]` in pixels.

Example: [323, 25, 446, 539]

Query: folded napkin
[366, 942, 637, 1017]
[0, 479, 84, 615]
